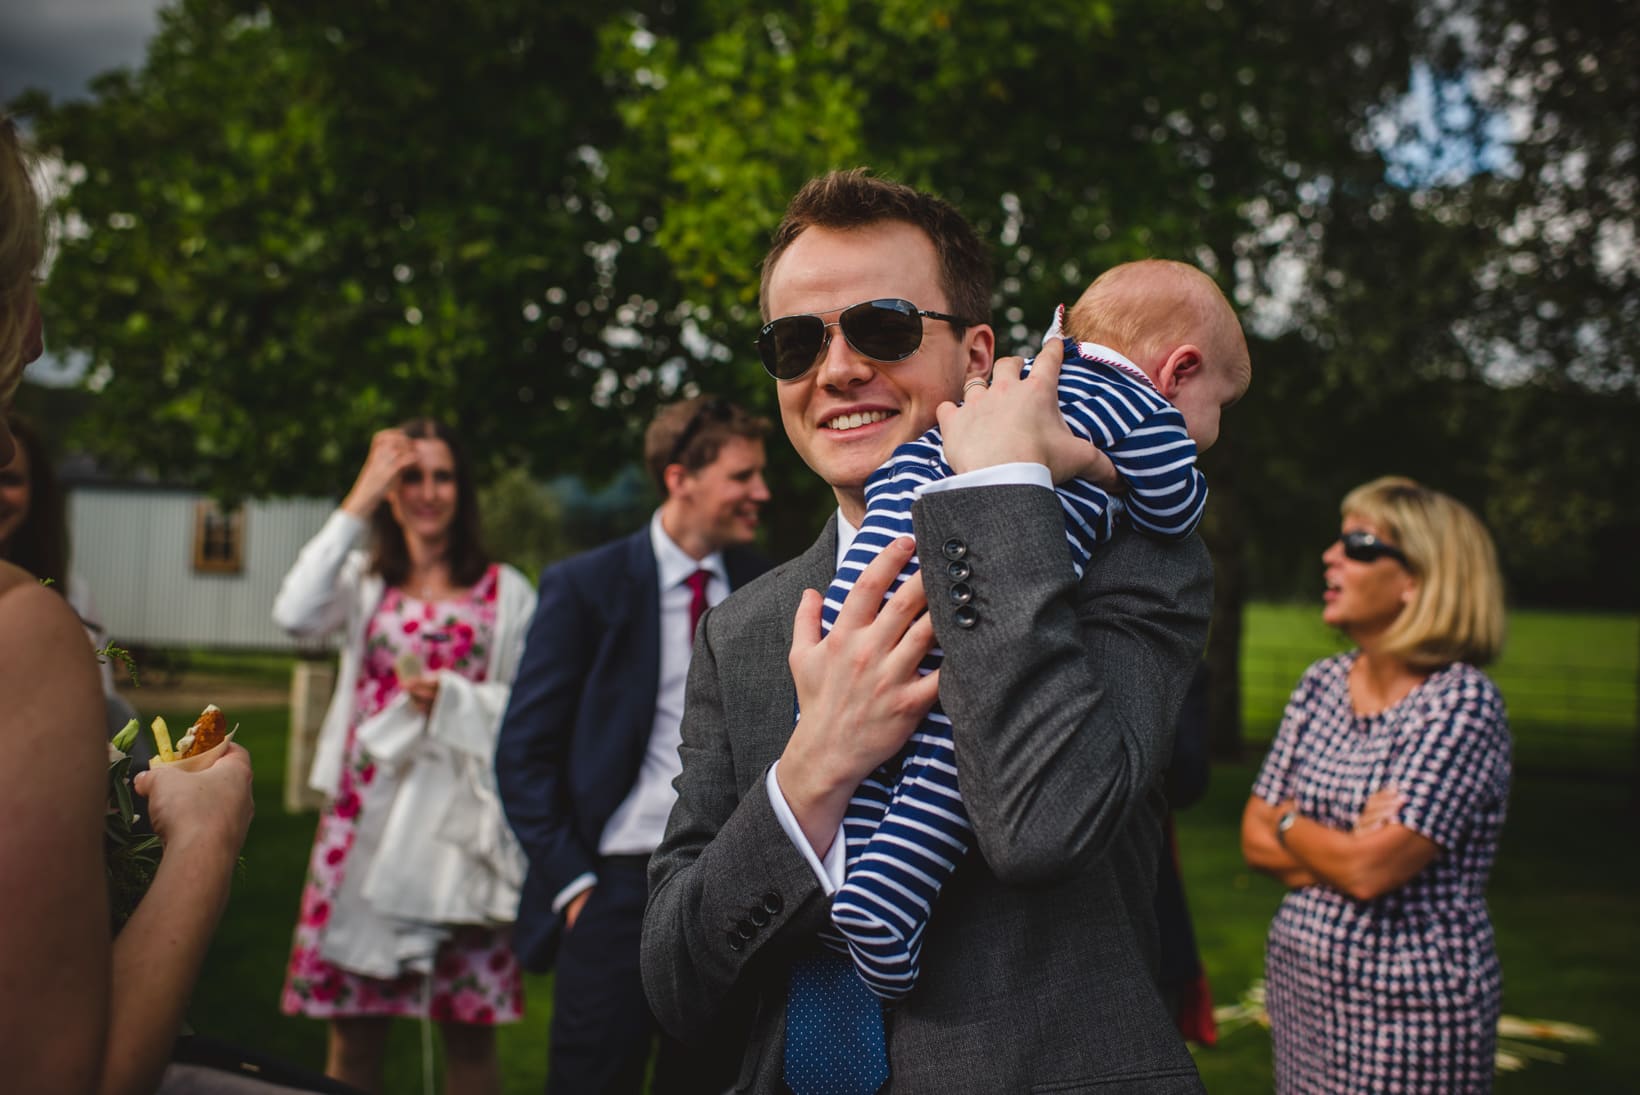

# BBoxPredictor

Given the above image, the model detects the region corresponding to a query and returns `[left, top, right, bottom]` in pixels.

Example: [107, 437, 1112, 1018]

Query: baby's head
[1064, 259, 1250, 452]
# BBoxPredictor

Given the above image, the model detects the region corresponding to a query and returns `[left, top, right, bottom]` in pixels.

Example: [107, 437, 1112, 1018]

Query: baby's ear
[1156, 345, 1203, 398]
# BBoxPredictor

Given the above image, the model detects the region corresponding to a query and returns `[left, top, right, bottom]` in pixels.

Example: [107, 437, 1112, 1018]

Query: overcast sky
[1, 0, 164, 104]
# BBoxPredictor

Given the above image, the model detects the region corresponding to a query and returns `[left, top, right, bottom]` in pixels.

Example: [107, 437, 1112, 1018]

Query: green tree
[606, 0, 1637, 756]
[607, 0, 1461, 755]
[19, 0, 698, 496]
[18, 0, 1634, 764]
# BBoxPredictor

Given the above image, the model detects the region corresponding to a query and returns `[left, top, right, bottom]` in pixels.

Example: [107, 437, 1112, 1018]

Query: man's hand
[564, 888, 592, 931]
[939, 338, 1119, 490]
[777, 537, 940, 856]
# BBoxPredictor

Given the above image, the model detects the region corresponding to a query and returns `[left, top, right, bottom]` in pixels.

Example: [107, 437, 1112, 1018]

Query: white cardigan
[271, 509, 536, 976]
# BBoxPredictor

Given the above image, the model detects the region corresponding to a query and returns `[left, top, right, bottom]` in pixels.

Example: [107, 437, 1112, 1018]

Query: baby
[821, 259, 1251, 1000]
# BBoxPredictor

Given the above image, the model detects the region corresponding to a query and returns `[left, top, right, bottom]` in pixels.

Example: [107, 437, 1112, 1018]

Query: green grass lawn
[1243, 604, 1638, 773]
[170, 606, 1638, 1092]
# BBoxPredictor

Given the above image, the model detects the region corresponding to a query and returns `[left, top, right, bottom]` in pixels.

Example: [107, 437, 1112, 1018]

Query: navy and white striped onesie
[819, 317, 1208, 1001]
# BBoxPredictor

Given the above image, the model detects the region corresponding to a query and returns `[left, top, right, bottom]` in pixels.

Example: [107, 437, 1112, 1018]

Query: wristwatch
[1276, 810, 1298, 845]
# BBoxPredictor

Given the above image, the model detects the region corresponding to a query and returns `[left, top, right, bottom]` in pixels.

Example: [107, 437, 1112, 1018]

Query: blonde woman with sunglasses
[1241, 476, 1510, 1093]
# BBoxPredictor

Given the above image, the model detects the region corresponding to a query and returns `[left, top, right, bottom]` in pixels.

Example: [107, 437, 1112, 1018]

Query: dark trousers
[548, 857, 735, 1095]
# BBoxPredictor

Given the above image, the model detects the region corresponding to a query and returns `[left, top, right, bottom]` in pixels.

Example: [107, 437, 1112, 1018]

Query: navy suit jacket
[496, 526, 769, 971]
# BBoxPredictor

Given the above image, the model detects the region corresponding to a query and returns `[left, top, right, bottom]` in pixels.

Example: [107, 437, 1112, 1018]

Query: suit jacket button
[946, 559, 972, 581]
[749, 905, 771, 927]
[762, 892, 784, 914]
[954, 604, 979, 629]
[736, 920, 756, 940]
[949, 582, 973, 606]
[727, 931, 744, 952]
[942, 538, 968, 560]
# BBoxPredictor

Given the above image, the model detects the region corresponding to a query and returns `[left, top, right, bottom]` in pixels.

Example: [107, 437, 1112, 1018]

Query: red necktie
[685, 569, 711, 640]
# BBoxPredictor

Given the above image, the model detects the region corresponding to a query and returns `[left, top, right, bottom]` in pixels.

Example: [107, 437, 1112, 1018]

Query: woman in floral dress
[1241, 476, 1511, 1093]
[274, 420, 536, 1095]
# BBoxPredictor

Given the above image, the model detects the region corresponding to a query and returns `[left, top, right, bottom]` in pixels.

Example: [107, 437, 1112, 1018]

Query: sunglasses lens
[759, 316, 826, 380]
[1342, 532, 1402, 565]
[1342, 539, 1376, 563]
[841, 299, 923, 362]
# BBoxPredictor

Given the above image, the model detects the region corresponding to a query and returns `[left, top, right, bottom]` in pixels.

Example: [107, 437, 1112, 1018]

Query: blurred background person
[273, 419, 536, 1095]
[1241, 475, 1510, 1092]
[1, 409, 129, 715]
[496, 394, 771, 1094]
[1, 111, 256, 1095]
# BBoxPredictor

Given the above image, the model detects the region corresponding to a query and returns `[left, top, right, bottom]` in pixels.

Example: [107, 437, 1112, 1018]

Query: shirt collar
[650, 509, 727, 589]
[835, 509, 860, 569]
[1045, 304, 1157, 392]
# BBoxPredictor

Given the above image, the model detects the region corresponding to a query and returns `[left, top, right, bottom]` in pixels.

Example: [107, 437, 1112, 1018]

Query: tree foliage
[14, 0, 1636, 755]
[22, 0, 697, 496]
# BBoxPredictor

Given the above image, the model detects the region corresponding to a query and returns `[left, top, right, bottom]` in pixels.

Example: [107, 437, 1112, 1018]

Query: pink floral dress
[281, 566, 523, 1024]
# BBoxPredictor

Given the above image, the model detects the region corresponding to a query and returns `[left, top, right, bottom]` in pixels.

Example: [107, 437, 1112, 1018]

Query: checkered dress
[1252, 654, 1512, 1093]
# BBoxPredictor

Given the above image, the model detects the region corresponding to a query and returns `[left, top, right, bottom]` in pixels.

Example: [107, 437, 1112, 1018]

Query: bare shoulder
[0, 559, 95, 646]
[0, 560, 104, 749]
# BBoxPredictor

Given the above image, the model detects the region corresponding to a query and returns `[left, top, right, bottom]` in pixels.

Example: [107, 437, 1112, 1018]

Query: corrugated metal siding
[68, 489, 338, 650]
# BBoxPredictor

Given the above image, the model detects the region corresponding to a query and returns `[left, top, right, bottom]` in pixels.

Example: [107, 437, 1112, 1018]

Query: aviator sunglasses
[755, 298, 971, 381]
[1340, 530, 1411, 568]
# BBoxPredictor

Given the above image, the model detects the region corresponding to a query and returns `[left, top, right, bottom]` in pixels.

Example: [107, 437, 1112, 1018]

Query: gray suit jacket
[642, 484, 1212, 1093]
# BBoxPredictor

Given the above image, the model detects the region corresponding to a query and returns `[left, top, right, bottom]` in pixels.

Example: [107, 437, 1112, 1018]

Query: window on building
[192, 501, 246, 574]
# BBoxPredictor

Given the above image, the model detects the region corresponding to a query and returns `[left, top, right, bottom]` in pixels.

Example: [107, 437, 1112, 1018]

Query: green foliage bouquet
[105, 718, 161, 933]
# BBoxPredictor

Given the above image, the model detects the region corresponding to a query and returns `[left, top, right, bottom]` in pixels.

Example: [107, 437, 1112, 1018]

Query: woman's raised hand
[340, 428, 417, 519]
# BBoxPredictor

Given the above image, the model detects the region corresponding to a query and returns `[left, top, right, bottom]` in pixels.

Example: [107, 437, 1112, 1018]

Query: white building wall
[68, 488, 337, 650]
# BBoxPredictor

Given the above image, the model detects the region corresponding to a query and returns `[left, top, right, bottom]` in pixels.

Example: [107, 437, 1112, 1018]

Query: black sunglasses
[755, 298, 971, 381]
[1340, 530, 1410, 568]
[665, 397, 731, 469]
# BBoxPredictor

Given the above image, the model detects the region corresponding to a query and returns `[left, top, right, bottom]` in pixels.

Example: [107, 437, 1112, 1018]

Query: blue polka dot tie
[784, 948, 889, 1095]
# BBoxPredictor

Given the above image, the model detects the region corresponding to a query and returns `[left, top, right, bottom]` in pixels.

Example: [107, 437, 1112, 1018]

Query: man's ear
[963, 323, 996, 382]
[1155, 345, 1203, 399]
[661, 462, 691, 501]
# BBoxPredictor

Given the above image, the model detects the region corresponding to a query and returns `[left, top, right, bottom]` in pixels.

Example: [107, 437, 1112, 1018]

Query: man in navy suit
[497, 395, 773, 1093]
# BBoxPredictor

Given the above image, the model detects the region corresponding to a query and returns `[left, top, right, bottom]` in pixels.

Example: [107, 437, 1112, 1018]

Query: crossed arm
[1240, 789, 1440, 901]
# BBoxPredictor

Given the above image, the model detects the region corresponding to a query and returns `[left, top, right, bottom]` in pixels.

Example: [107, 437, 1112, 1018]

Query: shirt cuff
[766, 761, 846, 894]
[551, 873, 597, 915]
[916, 461, 1053, 495]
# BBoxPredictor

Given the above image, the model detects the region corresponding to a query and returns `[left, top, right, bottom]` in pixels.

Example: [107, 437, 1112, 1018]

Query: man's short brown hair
[645, 395, 770, 497]
[758, 168, 993, 328]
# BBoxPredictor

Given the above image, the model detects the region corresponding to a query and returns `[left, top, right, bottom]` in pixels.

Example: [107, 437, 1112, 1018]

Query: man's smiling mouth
[822, 410, 894, 432]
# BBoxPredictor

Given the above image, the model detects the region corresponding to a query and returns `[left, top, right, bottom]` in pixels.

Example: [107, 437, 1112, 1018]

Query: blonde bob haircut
[0, 116, 43, 403]
[1341, 476, 1506, 669]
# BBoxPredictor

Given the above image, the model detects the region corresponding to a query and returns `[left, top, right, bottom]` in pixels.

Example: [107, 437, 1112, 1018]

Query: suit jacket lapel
[792, 515, 839, 597]
[730, 517, 839, 778]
